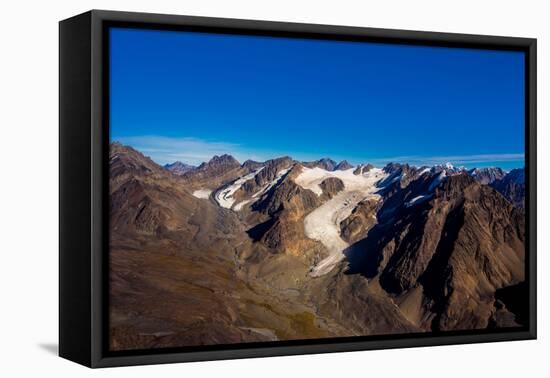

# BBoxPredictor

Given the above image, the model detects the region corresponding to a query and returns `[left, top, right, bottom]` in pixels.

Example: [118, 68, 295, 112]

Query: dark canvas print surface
[108, 27, 527, 352]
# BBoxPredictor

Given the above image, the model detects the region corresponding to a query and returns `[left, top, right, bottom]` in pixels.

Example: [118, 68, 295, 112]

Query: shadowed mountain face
[490, 168, 526, 209]
[303, 158, 338, 171]
[109, 143, 527, 351]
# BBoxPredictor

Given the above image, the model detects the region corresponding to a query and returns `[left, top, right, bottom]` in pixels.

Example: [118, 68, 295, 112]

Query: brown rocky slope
[109, 143, 527, 350]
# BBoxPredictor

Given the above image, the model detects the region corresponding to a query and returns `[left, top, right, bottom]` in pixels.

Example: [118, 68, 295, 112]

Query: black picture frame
[59, 9, 537, 368]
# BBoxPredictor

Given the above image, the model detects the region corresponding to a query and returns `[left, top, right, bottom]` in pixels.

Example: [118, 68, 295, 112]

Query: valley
[109, 142, 527, 351]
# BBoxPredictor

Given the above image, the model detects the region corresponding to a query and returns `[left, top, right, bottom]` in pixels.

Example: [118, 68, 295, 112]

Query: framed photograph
[59, 10, 536, 368]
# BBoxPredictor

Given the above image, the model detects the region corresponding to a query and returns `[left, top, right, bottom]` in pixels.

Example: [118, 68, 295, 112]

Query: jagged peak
[242, 159, 264, 170]
[302, 157, 338, 171]
[197, 154, 240, 169]
[265, 156, 293, 165]
[164, 161, 194, 168]
[335, 160, 353, 171]
[383, 162, 410, 174]
[210, 154, 239, 163]
[164, 161, 196, 175]
[353, 163, 374, 175]
[438, 172, 477, 192]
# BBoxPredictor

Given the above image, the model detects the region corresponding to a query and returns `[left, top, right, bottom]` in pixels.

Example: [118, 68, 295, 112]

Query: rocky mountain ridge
[109, 142, 527, 351]
[163, 151, 525, 211]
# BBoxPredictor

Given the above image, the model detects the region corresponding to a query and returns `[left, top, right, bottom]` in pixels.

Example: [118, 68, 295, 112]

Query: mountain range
[109, 142, 526, 351]
[163, 161, 195, 175]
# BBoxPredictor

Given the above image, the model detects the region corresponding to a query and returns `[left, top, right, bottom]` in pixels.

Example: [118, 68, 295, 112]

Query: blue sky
[110, 27, 525, 169]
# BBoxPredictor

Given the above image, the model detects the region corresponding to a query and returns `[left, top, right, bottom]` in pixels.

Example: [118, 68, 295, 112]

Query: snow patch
[192, 189, 212, 199]
[216, 166, 291, 211]
[405, 194, 433, 207]
[405, 170, 448, 208]
[389, 174, 401, 184]
[215, 168, 264, 209]
[418, 167, 431, 176]
[428, 171, 447, 191]
[256, 167, 292, 197]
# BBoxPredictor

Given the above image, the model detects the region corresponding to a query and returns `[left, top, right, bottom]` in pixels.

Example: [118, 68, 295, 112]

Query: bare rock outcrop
[340, 198, 380, 243]
[319, 177, 345, 199]
[334, 160, 353, 171]
[491, 168, 525, 209]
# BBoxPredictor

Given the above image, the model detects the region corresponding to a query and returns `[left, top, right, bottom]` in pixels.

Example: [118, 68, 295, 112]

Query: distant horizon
[113, 139, 524, 171]
[110, 28, 525, 171]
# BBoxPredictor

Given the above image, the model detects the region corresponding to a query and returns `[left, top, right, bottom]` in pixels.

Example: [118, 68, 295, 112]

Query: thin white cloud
[114, 135, 270, 166]
[367, 153, 524, 167]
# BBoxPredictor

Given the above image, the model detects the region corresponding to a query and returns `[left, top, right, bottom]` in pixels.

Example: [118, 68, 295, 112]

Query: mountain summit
[200, 154, 240, 169]
[109, 142, 527, 350]
[303, 158, 338, 171]
[335, 160, 353, 170]
[469, 167, 506, 185]
[164, 161, 196, 175]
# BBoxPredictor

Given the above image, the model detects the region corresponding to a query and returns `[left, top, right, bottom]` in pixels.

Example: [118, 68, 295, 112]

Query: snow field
[215, 168, 264, 209]
[295, 166, 388, 276]
[192, 189, 212, 199]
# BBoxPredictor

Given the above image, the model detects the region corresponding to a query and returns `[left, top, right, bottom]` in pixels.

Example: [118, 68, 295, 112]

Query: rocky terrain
[490, 168, 526, 209]
[109, 142, 527, 351]
[164, 161, 195, 175]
